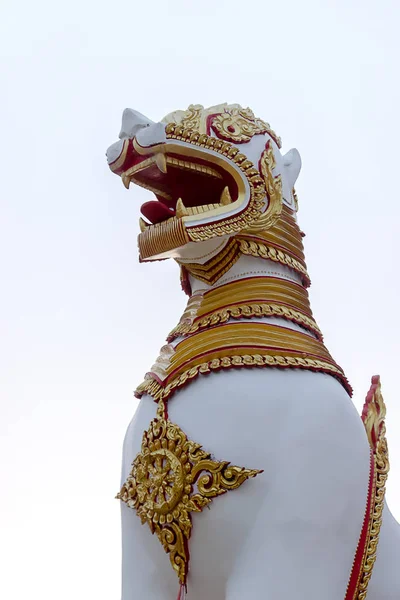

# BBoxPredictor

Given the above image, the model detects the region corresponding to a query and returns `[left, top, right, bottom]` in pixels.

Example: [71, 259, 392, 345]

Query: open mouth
[122, 152, 240, 226]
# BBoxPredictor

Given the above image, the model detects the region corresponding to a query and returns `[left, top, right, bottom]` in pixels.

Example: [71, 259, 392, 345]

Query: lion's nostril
[106, 139, 125, 165]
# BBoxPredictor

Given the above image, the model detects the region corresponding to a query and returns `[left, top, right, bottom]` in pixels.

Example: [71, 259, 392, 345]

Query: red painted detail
[140, 201, 175, 224]
[108, 139, 142, 175]
[344, 452, 375, 600]
[206, 113, 221, 136]
[135, 151, 239, 224]
[267, 130, 282, 149]
[180, 267, 192, 296]
[208, 113, 281, 147]
[176, 583, 184, 599]
[208, 111, 249, 143]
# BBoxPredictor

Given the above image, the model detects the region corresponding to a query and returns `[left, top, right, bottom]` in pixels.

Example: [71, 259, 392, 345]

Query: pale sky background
[1, 1, 400, 599]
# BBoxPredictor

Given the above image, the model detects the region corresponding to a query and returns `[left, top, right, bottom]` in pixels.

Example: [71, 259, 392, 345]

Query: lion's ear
[283, 148, 301, 188]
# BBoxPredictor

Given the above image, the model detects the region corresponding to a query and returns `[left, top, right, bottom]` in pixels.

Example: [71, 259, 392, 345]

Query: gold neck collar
[169, 275, 321, 342]
[135, 273, 351, 401]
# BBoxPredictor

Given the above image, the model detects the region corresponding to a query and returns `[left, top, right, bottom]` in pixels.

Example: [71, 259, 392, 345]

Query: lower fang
[220, 186, 232, 205]
[176, 198, 189, 218]
[139, 217, 148, 232]
[122, 174, 131, 189]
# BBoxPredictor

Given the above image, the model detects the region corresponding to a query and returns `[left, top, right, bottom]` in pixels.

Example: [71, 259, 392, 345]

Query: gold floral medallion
[117, 414, 261, 585]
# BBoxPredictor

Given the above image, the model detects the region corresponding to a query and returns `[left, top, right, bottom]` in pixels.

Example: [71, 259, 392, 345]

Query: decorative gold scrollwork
[211, 107, 282, 147]
[176, 104, 204, 132]
[161, 104, 204, 133]
[117, 416, 261, 585]
[357, 376, 390, 599]
[244, 140, 283, 232]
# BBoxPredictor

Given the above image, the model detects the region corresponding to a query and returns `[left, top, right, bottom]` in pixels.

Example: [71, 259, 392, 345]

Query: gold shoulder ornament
[117, 400, 262, 592]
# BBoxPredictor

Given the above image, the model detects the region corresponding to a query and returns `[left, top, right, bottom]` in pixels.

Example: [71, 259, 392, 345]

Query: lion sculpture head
[107, 103, 302, 283]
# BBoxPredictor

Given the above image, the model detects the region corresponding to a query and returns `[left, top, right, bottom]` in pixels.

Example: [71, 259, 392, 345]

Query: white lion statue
[107, 104, 399, 599]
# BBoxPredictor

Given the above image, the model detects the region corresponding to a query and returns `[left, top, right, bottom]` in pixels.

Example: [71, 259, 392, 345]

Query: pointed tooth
[220, 186, 232, 205]
[155, 153, 167, 174]
[176, 198, 189, 218]
[139, 217, 148, 232]
[122, 173, 131, 189]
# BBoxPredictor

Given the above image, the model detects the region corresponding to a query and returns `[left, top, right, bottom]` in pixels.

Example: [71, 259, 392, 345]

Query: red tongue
[141, 201, 176, 224]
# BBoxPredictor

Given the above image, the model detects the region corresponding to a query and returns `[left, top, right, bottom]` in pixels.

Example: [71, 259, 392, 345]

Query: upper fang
[155, 153, 167, 174]
[220, 186, 232, 205]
